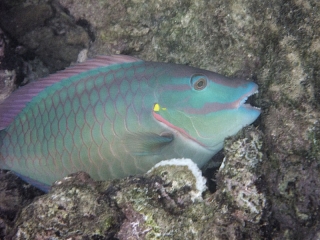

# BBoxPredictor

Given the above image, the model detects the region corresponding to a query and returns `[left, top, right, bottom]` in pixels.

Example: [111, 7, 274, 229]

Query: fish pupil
[194, 78, 207, 90]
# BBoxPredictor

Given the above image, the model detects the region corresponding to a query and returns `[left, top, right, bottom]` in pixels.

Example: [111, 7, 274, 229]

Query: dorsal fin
[0, 55, 141, 130]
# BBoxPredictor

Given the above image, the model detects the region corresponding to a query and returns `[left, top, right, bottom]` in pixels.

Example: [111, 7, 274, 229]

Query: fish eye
[191, 74, 208, 90]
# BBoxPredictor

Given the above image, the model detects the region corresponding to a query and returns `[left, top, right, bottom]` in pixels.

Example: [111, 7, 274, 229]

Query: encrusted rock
[0, 171, 43, 239]
[0, 1, 90, 72]
[13, 172, 122, 239]
[0, 70, 16, 104]
[147, 158, 207, 202]
[9, 162, 212, 239]
[218, 126, 265, 223]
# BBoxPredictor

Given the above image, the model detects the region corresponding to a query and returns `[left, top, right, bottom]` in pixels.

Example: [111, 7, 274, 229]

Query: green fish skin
[0, 55, 260, 192]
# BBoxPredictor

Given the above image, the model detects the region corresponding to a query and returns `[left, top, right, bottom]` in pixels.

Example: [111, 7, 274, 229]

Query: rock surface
[0, 171, 43, 239]
[0, 0, 90, 73]
[0, 0, 319, 239]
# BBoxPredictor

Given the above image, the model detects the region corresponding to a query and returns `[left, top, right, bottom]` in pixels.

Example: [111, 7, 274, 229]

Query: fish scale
[0, 55, 260, 192]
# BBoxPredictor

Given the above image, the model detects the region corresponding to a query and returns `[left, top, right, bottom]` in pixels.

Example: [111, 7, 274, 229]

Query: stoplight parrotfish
[0, 55, 260, 192]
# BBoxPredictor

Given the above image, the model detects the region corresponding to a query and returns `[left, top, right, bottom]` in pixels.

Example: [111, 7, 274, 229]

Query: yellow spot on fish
[153, 103, 166, 112]
[154, 103, 160, 112]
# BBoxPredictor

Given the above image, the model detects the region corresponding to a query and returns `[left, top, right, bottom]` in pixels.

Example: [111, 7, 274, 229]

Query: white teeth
[239, 97, 248, 106]
[239, 89, 259, 108]
[243, 104, 261, 110]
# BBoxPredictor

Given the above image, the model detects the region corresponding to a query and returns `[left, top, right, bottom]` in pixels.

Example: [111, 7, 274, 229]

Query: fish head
[153, 64, 260, 152]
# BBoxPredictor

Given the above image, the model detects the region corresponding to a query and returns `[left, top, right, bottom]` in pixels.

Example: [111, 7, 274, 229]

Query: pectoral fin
[124, 132, 173, 156]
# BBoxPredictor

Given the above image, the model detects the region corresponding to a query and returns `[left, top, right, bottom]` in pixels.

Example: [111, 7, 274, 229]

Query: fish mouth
[237, 84, 260, 111]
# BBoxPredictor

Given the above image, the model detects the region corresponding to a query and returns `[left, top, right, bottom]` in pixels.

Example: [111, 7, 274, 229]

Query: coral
[8, 162, 213, 239]
[13, 172, 122, 239]
[217, 126, 265, 223]
[147, 158, 207, 201]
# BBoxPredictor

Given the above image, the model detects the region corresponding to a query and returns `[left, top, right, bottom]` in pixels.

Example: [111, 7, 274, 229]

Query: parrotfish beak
[236, 82, 260, 121]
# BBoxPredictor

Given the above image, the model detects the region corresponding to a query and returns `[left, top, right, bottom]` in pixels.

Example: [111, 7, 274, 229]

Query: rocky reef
[0, 0, 320, 239]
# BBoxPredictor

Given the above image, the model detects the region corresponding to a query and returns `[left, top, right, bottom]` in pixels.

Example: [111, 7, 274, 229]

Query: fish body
[0, 55, 260, 191]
